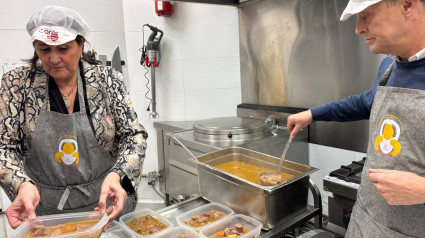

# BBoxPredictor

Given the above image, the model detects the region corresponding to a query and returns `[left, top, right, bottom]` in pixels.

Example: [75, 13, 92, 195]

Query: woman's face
[34, 39, 84, 82]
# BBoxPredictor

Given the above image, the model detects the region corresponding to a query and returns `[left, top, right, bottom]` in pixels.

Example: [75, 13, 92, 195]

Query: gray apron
[25, 69, 136, 216]
[346, 63, 425, 237]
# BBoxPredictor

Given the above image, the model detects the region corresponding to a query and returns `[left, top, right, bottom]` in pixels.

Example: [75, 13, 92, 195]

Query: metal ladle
[260, 138, 292, 186]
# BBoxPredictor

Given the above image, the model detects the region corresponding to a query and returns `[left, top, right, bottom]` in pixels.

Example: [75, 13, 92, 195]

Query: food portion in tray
[125, 214, 168, 235]
[214, 161, 294, 185]
[184, 210, 226, 227]
[259, 172, 282, 186]
[23, 220, 99, 237]
[208, 224, 250, 238]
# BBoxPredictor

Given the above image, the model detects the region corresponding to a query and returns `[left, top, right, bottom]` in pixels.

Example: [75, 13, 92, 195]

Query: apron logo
[55, 138, 79, 165]
[374, 115, 403, 157]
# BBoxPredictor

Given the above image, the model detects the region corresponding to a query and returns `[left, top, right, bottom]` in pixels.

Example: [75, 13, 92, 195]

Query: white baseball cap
[340, 0, 382, 21]
[26, 5, 89, 45]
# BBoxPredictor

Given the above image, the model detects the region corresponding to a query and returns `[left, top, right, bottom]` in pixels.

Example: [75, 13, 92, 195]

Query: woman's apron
[25, 70, 136, 216]
[346, 63, 425, 237]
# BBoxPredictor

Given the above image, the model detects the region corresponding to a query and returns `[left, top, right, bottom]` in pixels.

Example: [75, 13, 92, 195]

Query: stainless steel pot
[192, 116, 276, 146]
[191, 147, 318, 230]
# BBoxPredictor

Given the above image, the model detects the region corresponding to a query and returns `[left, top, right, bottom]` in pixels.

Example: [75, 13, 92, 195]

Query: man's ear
[402, 0, 414, 14]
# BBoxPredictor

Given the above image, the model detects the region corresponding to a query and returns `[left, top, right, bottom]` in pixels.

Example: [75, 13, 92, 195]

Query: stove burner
[329, 157, 366, 184]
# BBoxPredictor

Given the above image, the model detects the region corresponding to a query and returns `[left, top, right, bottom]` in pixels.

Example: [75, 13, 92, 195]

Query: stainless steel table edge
[154, 188, 322, 238]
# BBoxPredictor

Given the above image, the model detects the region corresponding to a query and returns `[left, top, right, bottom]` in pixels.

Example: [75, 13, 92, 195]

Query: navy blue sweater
[311, 56, 425, 121]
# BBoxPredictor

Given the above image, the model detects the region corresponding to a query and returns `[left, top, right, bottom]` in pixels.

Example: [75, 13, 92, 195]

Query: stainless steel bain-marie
[191, 147, 318, 230]
[156, 115, 309, 204]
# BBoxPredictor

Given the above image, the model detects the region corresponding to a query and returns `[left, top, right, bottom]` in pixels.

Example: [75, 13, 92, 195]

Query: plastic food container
[119, 209, 173, 238]
[11, 211, 108, 238]
[100, 221, 135, 238]
[199, 214, 262, 238]
[155, 227, 201, 238]
[176, 203, 234, 232]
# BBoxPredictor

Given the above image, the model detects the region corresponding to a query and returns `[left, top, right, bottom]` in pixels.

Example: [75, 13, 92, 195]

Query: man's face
[355, 0, 409, 56]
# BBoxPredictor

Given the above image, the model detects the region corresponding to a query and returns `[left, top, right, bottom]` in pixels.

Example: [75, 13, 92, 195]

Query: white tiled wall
[122, 0, 241, 201]
[0, 0, 128, 236]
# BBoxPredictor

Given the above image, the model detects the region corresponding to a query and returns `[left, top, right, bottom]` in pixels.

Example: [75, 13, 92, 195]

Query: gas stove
[323, 157, 366, 234]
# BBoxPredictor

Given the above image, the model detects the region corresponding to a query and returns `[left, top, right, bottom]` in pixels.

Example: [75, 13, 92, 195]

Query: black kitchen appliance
[323, 157, 366, 234]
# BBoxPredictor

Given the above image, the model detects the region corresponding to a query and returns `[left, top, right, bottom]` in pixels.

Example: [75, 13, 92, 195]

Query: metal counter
[152, 177, 322, 237]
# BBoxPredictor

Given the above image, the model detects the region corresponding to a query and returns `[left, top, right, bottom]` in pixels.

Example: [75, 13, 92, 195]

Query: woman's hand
[6, 182, 40, 228]
[97, 172, 127, 231]
[287, 110, 313, 139]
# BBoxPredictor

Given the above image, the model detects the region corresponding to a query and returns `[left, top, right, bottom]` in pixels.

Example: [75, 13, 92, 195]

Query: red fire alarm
[155, 1, 174, 17]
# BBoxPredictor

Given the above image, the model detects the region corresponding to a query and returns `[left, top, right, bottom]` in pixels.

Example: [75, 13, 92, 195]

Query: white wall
[0, 0, 128, 236]
[0, 0, 128, 76]
[122, 0, 241, 201]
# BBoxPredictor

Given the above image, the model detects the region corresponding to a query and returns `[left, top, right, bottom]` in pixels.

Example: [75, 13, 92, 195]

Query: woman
[0, 5, 147, 230]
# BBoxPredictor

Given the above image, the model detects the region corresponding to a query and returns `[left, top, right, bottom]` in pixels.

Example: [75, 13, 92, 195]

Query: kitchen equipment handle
[277, 138, 292, 173]
[246, 115, 279, 135]
[169, 136, 198, 161]
[265, 115, 279, 136]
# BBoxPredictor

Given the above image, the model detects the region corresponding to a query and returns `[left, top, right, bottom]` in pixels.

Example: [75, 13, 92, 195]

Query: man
[287, 0, 425, 236]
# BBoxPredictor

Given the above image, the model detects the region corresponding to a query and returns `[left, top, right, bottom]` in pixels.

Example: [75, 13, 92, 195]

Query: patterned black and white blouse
[0, 60, 147, 201]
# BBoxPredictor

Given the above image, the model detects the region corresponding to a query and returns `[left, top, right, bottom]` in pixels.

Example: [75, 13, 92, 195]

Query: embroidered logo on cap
[39, 28, 59, 42]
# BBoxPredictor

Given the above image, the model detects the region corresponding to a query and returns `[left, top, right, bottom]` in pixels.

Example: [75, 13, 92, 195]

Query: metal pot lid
[193, 117, 267, 135]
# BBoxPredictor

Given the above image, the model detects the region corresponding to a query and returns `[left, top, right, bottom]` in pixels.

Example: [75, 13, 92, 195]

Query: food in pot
[176, 236, 189, 238]
[184, 210, 226, 227]
[125, 214, 167, 235]
[209, 224, 250, 238]
[214, 161, 294, 185]
[259, 173, 282, 186]
[23, 220, 99, 237]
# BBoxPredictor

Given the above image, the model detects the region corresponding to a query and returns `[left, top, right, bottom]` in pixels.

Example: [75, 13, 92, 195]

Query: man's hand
[369, 169, 425, 205]
[6, 182, 39, 228]
[287, 110, 313, 139]
[96, 172, 127, 231]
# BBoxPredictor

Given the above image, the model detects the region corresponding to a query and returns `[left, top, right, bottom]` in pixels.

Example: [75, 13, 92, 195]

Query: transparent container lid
[199, 214, 262, 238]
[119, 208, 173, 238]
[176, 203, 234, 232]
[155, 227, 201, 238]
[101, 221, 134, 238]
[12, 211, 108, 238]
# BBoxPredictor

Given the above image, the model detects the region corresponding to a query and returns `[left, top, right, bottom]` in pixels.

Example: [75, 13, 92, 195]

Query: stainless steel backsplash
[238, 0, 386, 152]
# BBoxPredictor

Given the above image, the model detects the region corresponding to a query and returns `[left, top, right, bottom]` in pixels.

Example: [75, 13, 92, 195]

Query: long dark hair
[25, 35, 101, 72]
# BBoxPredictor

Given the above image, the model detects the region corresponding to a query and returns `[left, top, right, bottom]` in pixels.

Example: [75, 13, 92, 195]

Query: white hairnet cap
[26, 5, 89, 45]
[340, 0, 382, 21]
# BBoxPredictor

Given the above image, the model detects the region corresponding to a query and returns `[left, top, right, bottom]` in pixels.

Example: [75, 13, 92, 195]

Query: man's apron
[346, 63, 425, 237]
[25, 70, 136, 215]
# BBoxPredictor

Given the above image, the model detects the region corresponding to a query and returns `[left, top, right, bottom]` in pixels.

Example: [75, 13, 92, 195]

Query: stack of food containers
[11, 211, 108, 238]
[198, 214, 262, 238]
[119, 202, 262, 238]
[119, 209, 174, 238]
[155, 227, 201, 238]
[11, 202, 262, 238]
[176, 203, 234, 233]
[100, 221, 134, 238]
